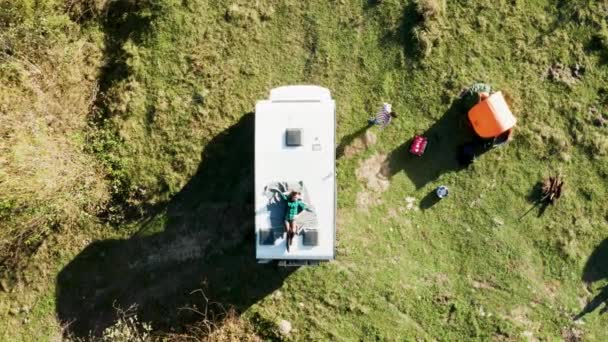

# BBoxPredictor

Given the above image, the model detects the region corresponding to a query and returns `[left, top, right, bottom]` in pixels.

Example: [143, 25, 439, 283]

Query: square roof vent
[286, 128, 302, 146]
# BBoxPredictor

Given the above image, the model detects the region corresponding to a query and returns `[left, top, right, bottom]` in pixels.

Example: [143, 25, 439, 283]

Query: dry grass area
[166, 309, 261, 342]
[0, 0, 108, 281]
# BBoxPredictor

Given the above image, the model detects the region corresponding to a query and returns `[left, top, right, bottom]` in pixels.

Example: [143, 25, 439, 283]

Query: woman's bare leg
[285, 220, 293, 251]
[289, 221, 297, 246]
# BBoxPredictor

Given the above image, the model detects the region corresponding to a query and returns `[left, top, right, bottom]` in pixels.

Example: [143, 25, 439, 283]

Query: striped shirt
[374, 103, 392, 128]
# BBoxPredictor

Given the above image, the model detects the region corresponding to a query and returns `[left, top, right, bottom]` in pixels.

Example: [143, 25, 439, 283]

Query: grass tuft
[412, 0, 445, 57]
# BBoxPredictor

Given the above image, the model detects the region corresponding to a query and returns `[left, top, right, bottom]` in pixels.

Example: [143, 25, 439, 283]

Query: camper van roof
[269, 85, 332, 102]
[255, 86, 336, 261]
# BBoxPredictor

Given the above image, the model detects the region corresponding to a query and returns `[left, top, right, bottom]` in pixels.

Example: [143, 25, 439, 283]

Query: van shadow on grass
[336, 125, 370, 159]
[384, 100, 487, 189]
[574, 238, 608, 320]
[56, 113, 295, 338]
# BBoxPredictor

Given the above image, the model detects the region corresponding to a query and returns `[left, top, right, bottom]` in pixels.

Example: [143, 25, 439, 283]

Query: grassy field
[1, 0, 608, 340]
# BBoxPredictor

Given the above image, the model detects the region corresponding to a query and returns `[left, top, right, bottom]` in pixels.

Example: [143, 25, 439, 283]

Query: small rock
[405, 197, 417, 211]
[278, 319, 292, 335]
[9, 307, 19, 315]
[363, 130, 377, 147]
[522, 330, 534, 338]
[492, 217, 504, 226]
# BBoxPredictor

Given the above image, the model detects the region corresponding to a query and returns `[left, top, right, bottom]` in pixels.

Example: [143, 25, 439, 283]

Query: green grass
[2, 0, 608, 340]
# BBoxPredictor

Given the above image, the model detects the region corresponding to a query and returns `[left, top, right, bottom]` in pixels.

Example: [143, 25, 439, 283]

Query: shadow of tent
[56, 113, 295, 337]
[582, 238, 608, 284]
[574, 238, 608, 319]
[384, 100, 480, 189]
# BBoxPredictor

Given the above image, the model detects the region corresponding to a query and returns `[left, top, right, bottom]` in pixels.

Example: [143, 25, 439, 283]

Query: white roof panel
[255, 85, 336, 260]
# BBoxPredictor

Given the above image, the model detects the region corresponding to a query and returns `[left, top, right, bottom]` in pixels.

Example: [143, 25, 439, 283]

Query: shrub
[162, 292, 261, 342]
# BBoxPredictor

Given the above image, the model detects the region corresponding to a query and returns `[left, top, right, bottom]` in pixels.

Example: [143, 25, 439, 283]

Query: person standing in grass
[368, 103, 398, 128]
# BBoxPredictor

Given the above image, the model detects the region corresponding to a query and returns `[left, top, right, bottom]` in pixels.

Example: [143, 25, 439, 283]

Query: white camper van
[255, 86, 336, 266]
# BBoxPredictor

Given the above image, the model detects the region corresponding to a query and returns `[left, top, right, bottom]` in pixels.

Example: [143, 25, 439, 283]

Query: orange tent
[468, 91, 516, 139]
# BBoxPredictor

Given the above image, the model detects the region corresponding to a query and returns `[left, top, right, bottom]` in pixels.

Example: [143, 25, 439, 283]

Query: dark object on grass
[518, 174, 565, 220]
[492, 130, 510, 146]
[593, 114, 607, 127]
[573, 284, 608, 320]
[458, 143, 476, 166]
[542, 174, 564, 204]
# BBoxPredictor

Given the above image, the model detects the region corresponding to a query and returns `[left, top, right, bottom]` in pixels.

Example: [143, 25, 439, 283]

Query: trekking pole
[518, 194, 550, 221]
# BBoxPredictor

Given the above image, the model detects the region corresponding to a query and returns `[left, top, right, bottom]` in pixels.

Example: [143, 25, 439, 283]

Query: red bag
[409, 135, 427, 156]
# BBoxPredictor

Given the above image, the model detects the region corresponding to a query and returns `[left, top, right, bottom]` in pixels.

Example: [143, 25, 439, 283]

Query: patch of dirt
[405, 197, 418, 211]
[356, 191, 381, 209]
[547, 63, 584, 85]
[434, 273, 449, 285]
[544, 280, 560, 301]
[355, 153, 390, 209]
[388, 208, 399, 218]
[561, 327, 584, 342]
[335, 211, 344, 231]
[507, 306, 541, 341]
[356, 153, 389, 192]
[422, 273, 449, 287]
[344, 131, 377, 158]
[589, 106, 607, 127]
[471, 280, 496, 291]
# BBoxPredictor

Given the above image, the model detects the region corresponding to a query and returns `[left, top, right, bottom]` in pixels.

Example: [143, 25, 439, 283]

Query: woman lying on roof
[280, 191, 310, 252]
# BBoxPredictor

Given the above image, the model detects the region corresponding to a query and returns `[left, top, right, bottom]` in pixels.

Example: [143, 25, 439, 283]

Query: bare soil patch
[344, 131, 377, 158]
[356, 153, 390, 192]
[355, 153, 390, 209]
[547, 63, 584, 85]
